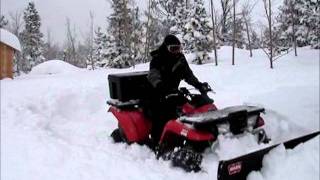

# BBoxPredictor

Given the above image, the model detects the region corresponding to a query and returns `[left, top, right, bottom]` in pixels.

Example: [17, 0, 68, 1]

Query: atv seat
[179, 105, 265, 134]
[107, 99, 141, 110]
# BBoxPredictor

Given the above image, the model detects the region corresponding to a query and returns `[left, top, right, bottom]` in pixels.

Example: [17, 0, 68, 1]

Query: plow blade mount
[217, 130, 320, 180]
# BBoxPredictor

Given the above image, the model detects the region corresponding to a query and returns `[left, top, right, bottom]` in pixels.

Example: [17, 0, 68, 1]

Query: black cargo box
[108, 71, 151, 102]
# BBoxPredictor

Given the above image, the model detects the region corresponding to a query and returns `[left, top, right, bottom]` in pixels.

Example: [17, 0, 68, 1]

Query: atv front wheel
[171, 147, 203, 172]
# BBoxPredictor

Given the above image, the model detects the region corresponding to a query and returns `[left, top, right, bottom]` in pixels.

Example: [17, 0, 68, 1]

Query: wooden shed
[0, 28, 21, 79]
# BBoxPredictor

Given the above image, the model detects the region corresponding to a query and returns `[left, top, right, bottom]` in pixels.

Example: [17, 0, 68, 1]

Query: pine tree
[143, 0, 176, 60]
[170, 1, 197, 53]
[20, 2, 45, 71]
[302, 0, 320, 49]
[277, 0, 319, 49]
[92, 27, 107, 68]
[184, 0, 212, 64]
[0, 15, 8, 28]
[107, 0, 133, 68]
[277, 0, 303, 48]
[130, 7, 144, 64]
[250, 30, 261, 49]
[144, 5, 166, 60]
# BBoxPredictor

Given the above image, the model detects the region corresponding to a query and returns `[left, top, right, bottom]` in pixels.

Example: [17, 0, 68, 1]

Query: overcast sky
[2, 0, 281, 45]
[2, 0, 147, 45]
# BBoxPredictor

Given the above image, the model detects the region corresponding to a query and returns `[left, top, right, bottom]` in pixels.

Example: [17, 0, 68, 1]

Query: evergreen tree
[107, 0, 133, 68]
[250, 30, 261, 49]
[92, 27, 107, 68]
[277, 0, 319, 49]
[184, 0, 212, 64]
[144, 8, 165, 59]
[130, 7, 144, 64]
[277, 0, 304, 47]
[153, 0, 184, 33]
[143, 0, 174, 60]
[20, 2, 45, 71]
[302, 0, 320, 49]
[233, 17, 246, 49]
[169, 1, 194, 52]
[0, 15, 8, 28]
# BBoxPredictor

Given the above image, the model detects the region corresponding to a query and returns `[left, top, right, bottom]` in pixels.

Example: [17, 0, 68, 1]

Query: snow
[247, 136, 319, 180]
[0, 28, 21, 51]
[1, 47, 319, 180]
[29, 60, 83, 75]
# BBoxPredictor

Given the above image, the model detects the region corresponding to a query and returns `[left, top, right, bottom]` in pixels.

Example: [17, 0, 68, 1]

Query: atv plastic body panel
[159, 120, 215, 143]
[108, 106, 151, 143]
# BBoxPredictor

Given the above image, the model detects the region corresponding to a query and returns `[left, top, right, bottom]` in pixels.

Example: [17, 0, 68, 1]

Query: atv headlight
[247, 115, 258, 126]
[247, 115, 258, 131]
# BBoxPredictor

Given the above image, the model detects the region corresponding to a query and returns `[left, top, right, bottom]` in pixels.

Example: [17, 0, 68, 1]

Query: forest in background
[0, 0, 319, 74]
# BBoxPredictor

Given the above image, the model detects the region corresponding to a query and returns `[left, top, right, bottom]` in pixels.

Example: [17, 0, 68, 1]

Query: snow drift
[29, 60, 82, 75]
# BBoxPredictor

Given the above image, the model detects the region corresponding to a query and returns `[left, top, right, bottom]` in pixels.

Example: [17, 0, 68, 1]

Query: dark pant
[142, 97, 179, 143]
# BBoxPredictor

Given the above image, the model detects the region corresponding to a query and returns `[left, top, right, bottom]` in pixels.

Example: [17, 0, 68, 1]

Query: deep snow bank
[1, 47, 319, 180]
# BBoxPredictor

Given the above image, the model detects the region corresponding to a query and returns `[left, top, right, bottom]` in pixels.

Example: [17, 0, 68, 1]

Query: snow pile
[29, 60, 82, 75]
[247, 136, 319, 180]
[1, 47, 319, 180]
[0, 28, 21, 51]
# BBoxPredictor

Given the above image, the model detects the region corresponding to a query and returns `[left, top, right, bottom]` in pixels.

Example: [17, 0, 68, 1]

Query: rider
[145, 34, 210, 143]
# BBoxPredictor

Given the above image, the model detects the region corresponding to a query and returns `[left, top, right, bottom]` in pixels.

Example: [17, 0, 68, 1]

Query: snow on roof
[0, 28, 21, 51]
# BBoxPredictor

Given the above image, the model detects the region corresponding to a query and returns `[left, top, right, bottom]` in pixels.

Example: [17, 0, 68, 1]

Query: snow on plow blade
[217, 130, 320, 180]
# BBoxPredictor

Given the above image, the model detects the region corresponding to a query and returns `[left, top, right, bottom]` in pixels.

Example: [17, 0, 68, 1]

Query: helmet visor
[167, 45, 182, 53]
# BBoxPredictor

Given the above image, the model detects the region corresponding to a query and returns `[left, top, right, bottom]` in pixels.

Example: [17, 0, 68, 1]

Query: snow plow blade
[217, 130, 320, 180]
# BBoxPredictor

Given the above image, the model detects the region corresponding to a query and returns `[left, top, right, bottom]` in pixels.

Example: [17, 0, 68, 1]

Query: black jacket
[147, 44, 201, 96]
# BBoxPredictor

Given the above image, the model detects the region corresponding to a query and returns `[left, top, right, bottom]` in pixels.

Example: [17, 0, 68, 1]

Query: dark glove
[197, 82, 212, 94]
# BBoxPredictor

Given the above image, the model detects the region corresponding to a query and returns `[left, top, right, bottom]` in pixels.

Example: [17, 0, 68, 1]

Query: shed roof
[0, 28, 21, 51]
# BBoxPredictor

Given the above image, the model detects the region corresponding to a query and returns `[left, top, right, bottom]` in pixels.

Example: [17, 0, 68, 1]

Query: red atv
[107, 71, 269, 172]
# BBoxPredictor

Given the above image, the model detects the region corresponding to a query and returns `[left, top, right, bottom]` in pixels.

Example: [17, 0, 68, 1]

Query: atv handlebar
[165, 86, 214, 100]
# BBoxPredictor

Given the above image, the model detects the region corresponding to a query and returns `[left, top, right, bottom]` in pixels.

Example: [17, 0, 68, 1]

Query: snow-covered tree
[130, 7, 144, 64]
[169, 0, 190, 42]
[91, 27, 108, 68]
[107, 0, 134, 68]
[277, 0, 303, 50]
[250, 29, 261, 49]
[152, 0, 184, 33]
[144, 1, 166, 61]
[277, 0, 320, 49]
[143, 0, 176, 60]
[219, 0, 233, 45]
[20, 2, 45, 71]
[184, 0, 212, 64]
[0, 15, 8, 28]
[302, 0, 320, 49]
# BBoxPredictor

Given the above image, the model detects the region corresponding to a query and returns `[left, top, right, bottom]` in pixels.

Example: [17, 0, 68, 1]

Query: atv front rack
[179, 105, 265, 135]
[179, 105, 264, 124]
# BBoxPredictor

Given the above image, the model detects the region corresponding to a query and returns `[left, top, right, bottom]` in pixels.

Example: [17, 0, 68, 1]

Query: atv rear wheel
[111, 127, 128, 143]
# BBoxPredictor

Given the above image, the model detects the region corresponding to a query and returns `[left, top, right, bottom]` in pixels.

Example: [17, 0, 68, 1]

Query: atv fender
[109, 106, 151, 143]
[160, 120, 215, 144]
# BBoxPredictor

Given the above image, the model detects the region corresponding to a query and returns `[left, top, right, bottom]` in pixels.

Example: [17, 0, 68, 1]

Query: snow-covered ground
[1, 47, 319, 180]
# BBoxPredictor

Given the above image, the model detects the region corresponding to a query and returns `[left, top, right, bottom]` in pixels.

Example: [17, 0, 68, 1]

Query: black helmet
[164, 34, 181, 46]
[163, 35, 182, 54]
